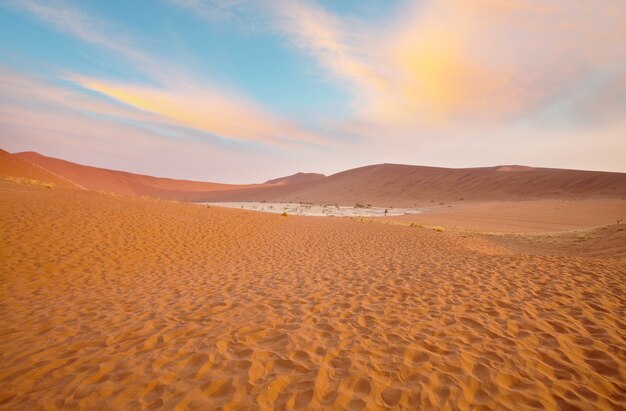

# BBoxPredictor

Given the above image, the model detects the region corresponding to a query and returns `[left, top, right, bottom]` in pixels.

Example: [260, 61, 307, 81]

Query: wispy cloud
[7, 0, 327, 147]
[0, 69, 316, 182]
[177, 0, 626, 132]
[72, 76, 325, 146]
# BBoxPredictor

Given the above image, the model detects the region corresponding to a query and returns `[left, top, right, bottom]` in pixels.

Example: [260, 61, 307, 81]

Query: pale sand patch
[205, 201, 422, 217]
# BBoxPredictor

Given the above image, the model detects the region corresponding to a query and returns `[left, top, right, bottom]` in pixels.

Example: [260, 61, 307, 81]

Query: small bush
[410, 223, 424, 228]
[434, 226, 444, 232]
[355, 203, 366, 208]
[282, 212, 289, 217]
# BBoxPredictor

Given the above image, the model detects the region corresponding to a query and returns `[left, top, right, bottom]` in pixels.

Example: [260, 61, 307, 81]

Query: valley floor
[0, 182, 625, 410]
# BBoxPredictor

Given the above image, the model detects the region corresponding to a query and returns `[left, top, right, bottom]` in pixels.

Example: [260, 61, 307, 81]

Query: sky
[1, 0, 625, 183]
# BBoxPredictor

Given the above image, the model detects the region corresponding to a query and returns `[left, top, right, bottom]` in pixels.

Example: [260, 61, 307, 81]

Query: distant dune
[3, 150, 626, 205]
[203, 163, 626, 206]
[14, 151, 261, 199]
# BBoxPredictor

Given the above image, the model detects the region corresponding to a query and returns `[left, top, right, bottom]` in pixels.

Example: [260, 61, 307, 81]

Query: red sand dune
[230, 163, 626, 206]
[14, 151, 261, 200]
[7, 151, 626, 205]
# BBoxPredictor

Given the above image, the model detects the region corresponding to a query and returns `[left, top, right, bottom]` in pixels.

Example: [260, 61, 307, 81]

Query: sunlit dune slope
[0, 149, 78, 188]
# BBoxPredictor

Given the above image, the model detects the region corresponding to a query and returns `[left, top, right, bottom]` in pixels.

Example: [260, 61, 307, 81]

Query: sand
[386, 199, 626, 233]
[1, 180, 625, 410]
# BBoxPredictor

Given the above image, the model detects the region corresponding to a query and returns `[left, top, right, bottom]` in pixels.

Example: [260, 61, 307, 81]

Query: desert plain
[1, 149, 625, 410]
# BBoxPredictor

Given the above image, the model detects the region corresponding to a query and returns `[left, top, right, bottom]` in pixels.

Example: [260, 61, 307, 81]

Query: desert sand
[385, 199, 626, 233]
[1, 174, 625, 410]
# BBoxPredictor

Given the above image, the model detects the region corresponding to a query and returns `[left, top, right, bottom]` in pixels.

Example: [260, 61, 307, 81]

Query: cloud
[7, 0, 327, 147]
[0, 70, 319, 182]
[263, 0, 386, 92]
[182, 0, 626, 132]
[71, 76, 326, 146]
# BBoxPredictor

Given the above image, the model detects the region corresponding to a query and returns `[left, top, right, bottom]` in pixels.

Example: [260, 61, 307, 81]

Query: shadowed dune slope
[14, 151, 262, 199]
[0, 182, 625, 409]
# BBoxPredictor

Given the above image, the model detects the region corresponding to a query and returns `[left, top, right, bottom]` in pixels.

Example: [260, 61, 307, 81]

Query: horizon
[1, 1, 625, 183]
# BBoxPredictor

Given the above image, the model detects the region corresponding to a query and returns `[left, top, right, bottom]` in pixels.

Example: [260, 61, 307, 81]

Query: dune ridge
[264, 172, 326, 186]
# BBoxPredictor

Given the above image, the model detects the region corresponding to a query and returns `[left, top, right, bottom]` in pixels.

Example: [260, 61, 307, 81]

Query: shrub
[435, 226, 444, 232]
[282, 212, 289, 217]
[410, 223, 424, 228]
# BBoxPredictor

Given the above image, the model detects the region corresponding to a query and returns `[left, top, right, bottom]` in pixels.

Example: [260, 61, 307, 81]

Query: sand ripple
[1, 186, 625, 409]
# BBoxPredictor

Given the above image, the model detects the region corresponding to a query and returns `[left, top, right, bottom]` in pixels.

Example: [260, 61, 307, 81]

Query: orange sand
[1, 181, 625, 410]
[387, 199, 626, 233]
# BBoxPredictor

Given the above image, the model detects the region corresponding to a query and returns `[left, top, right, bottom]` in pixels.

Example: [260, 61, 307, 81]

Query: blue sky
[1, 0, 625, 182]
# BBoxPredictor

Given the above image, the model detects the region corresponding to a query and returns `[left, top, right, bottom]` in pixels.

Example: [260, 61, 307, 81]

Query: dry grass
[4, 176, 55, 189]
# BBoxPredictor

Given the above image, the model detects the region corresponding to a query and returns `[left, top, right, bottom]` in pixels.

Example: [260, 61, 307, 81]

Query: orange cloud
[253, 0, 626, 130]
[72, 77, 325, 146]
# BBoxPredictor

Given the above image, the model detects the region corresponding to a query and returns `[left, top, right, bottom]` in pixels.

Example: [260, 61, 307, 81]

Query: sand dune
[231, 163, 626, 206]
[1, 180, 625, 410]
[0, 149, 78, 189]
[15, 151, 262, 199]
[194, 163, 626, 206]
[10, 151, 626, 205]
